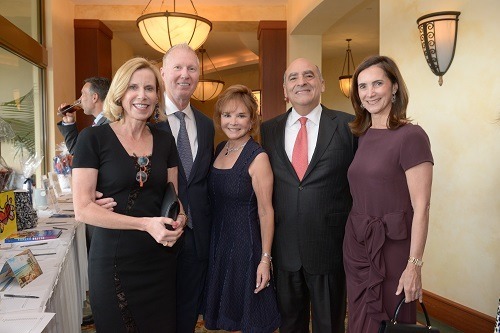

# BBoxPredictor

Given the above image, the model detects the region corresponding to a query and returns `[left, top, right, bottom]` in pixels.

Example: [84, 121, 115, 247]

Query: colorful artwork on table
[0, 190, 17, 241]
[0, 249, 43, 288]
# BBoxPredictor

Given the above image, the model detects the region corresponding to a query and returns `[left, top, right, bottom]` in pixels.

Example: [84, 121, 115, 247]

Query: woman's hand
[254, 261, 271, 294]
[145, 217, 184, 247]
[396, 264, 423, 302]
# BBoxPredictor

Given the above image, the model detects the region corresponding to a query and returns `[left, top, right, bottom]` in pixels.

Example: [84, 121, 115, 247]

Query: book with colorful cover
[0, 190, 17, 241]
[4, 229, 62, 243]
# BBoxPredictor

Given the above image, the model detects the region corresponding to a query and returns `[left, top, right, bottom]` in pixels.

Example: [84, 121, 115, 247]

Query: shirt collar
[94, 112, 105, 124]
[287, 104, 322, 126]
[164, 93, 194, 120]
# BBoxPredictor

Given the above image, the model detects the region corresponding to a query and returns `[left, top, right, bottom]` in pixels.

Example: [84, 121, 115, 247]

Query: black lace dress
[73, 124, 178, 332]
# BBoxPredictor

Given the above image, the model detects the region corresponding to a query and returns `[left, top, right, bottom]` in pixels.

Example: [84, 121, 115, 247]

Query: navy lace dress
[203, 138, 281, 333]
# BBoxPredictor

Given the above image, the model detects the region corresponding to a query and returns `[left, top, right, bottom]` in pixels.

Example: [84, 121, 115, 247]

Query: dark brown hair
[213, 84, 260, 137]
[349, 55, 410, 136]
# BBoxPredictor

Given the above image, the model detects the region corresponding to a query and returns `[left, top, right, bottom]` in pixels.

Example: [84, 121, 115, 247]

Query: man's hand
[95, 191, 116, 211]
[58, 103, 76, 123]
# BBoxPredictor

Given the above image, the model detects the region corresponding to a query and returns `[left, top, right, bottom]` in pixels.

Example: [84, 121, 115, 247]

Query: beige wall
[111, 36, 134, 76]
[382, 0, 500, 316]
[46, 0, 77, 165]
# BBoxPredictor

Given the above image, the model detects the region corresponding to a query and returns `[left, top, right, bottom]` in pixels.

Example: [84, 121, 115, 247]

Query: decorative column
[74, 19, 112, 130]
[258, 21, 286, 121]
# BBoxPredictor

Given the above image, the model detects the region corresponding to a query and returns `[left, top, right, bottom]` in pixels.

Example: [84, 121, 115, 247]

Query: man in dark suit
[156, 43, 214, 333]
[56, 77, 110, 154]
[261, 58, 357, 333]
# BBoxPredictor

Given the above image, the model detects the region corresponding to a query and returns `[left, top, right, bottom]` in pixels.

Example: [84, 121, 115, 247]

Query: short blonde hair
[104, 57, 166, 123]
[213, 84, 260, 137]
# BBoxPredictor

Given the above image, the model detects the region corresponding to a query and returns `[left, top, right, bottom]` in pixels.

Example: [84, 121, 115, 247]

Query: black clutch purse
[161, 182, 180, 221]
[378, 298, 440, 333]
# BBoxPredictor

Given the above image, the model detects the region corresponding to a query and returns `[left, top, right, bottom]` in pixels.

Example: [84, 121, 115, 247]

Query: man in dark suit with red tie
[261, 58, 357, 332]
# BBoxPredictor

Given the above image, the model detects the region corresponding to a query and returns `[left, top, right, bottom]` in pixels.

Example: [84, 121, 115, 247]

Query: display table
[0, 197, 88, 333]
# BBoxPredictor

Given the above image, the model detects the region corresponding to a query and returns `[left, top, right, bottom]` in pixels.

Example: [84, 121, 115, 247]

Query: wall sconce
[417, 11, 461, 86]
[339, 39, 356, 98]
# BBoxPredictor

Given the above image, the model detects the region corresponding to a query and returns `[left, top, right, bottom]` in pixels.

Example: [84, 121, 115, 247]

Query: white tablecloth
[0, 199, 88, 333]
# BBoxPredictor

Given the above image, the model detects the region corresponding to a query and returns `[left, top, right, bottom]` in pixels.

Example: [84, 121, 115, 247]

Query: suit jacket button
[298, 186, 304, 190]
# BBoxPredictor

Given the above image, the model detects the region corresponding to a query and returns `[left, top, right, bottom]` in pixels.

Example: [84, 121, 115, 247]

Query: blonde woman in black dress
[73, 57, 187, 332]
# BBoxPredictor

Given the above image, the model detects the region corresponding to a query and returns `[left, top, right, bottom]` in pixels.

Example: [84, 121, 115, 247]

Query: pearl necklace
[224, 141, 247, 156]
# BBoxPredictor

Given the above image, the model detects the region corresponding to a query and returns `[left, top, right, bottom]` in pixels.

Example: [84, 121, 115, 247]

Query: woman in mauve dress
[343, 55, 434, 332]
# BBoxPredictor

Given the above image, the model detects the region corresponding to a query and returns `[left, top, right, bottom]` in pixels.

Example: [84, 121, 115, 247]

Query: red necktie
[292, 117, 308, 180]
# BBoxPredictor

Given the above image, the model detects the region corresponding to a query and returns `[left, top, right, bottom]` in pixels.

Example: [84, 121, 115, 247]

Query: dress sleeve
[399, 125, 434, 171]
[72, 127, 100, 169]
[151, 126, 179, 169]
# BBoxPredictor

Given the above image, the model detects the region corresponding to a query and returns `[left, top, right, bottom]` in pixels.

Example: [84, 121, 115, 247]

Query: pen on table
[51, 214, 75, 218]
[4, 294, 40, 299]
[34, 252, 57, 256]
[53, 227, 68, 230]
[20, 242, 48, 248]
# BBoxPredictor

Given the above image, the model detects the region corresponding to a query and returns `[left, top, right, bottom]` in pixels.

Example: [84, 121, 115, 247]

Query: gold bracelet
[178, 212, 188, 223]
[260, 260, 271, 265]
[408, 256, 423, 267]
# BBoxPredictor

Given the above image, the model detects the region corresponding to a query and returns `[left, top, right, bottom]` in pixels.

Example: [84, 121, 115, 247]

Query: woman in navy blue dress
[203, 85, 280, 332]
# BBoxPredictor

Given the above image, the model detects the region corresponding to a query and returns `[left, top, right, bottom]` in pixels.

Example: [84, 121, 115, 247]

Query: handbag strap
[393, 298, 433, 328]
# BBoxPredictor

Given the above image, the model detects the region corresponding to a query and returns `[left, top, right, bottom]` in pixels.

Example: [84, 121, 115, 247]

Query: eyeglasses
[134, 155, 150, 187]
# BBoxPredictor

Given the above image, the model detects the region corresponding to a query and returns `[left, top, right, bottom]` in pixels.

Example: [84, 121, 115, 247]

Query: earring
[391, 93, 396, 104]
[154, 104, 160, 121]
[284, 97, 289, 103]
[360, 103, 365, 110]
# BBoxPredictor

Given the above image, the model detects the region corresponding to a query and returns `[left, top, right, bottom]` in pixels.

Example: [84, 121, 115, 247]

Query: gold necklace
[224, 141, 247, 156]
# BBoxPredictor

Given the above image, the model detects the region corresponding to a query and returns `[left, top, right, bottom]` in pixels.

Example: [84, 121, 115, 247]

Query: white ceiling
[71, 0, 379, 72]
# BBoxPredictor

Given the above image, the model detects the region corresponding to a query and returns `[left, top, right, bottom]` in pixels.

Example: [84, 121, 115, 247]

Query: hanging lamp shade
[417, 11, 460, 86]
[191, 48, 225, 102]
[193, 79, 225, 102]
[338, 39, 355, 98]
[339, 76, 353, 99]
[136, 1, 212, 53]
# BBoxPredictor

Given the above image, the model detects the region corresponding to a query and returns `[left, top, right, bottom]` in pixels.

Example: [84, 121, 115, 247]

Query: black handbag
[160, 182, 180, 221]
[378, 298, 440, 333]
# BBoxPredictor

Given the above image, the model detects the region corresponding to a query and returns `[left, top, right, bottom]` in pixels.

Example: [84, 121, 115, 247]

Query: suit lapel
[96, 116, 108, 126]
[188, 108, 207, 184]
[303, 106, 337, 180]
[273, 110, 298, 180]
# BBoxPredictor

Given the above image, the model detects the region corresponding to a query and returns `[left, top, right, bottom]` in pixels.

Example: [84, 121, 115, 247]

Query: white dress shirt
[93, 112, 105, 126]
[164, 95, 198, 161]
[284, 104, 322, 163]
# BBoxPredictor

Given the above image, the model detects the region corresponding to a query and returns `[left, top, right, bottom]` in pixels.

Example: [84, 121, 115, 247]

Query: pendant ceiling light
[136, 0, 212, 54]
[192, 48, 225, 102]
[338, 38, 356, 98]
[417, 11, 461, 86]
